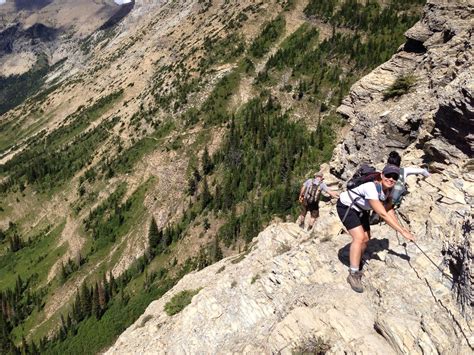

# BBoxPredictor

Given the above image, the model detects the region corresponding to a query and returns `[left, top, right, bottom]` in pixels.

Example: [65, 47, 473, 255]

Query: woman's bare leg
[348, 226, 369, 270]
[346, 225, 369, 292]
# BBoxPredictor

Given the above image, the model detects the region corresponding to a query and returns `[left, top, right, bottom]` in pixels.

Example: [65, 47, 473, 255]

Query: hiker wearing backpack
[296, 171, 339, 231]
[336, 164, 415, 293]
[369, 152, 431, 224]
[387, 151, 430, 207]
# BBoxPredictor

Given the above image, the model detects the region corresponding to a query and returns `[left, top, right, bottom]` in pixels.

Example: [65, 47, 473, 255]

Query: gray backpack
[305, 180, 321, 204]
[391, 168, 407, 206]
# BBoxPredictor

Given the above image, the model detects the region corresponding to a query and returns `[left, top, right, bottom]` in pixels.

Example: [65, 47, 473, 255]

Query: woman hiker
[336, 164, 415, 293]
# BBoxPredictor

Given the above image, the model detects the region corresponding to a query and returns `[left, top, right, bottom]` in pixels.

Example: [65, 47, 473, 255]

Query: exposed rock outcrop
[107, 0, 473, 353]
[106, 220, 472, 353]
[332, 0, 473, 318]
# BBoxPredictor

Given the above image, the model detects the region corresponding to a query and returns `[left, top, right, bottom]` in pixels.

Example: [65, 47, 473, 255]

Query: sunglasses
[384, 173, 399, 180]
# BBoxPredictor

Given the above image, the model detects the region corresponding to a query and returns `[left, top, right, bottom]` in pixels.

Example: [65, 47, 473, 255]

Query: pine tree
[9, 234, 22, 252]
[211, 236, 223, 262]
[59, 315, 67, 341]
[196, 247, 209, 270]
[72, 289, 82, 322]
[59, 262, 67, 283]
[202, 146, 213, 175]
[108, 271, 116, 298]
[161, 227, 172, 249]
[66, 314, 72, 331]
[187, 174, 198, 196]
[0, 312, 14, 354]
[30, 339, 39, 355]
[200, 177, 212, 209]
[79, 283, 92, 319]
[92, 283, 101, 319]
[148, 217, 161, 251]
[21, 336, 28, 354]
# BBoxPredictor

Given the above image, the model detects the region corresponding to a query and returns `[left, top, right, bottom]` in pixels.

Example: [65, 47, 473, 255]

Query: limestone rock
[107, 221, 472, 354]
[332, 0, 473, 321]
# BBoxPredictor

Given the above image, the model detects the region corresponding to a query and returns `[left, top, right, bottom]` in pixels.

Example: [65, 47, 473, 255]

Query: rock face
[106, 221, 472, 354]
[332, 0, 473, 319]
[107, 1, 473, 353]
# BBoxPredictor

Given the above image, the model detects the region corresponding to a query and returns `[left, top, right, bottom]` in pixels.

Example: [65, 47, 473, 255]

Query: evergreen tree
[21, 336, 29, 354]
[92, 283, 101, 319]
[80, 283, 92, 319]
[72, 290, 82, 322]
[9, 233, 23, 252]
[0, 313, 14, 354]
[211, 236, 223, 263]
[30, 340, 39, 355]
[202, 146, 213, 175]
[200, 177, 212, 209]
[148, 217, 161, 250]
[187, 167, 201, 195]
[59, 262, 67, 283]
[196, 247, 209, 270]
[66, 314, 72, 331]
[108, 271, 117, 298]
[59, 315, 67, 341]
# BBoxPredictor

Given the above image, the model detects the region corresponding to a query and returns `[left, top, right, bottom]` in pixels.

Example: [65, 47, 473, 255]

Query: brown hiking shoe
[296, 216, 304, 229]
[347, 271, 364, 293]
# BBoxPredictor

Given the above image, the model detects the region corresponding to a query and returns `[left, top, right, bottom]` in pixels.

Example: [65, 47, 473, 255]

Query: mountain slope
[0, 0, 451, 353]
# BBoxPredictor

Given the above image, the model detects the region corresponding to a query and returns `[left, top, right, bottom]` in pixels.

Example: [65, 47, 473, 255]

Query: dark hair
[387, 151, 401, 167]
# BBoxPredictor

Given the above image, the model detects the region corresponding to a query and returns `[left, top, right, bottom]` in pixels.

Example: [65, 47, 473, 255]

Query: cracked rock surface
[106, 220, 472, 354]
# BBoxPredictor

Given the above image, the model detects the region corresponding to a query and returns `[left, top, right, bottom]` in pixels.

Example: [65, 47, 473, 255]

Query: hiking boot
[296, 216, 304, 229]
[347, 271, 364, 293]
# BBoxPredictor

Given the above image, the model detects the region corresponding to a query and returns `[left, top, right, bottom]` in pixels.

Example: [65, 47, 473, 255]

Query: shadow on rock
[338, 238, 410, 269]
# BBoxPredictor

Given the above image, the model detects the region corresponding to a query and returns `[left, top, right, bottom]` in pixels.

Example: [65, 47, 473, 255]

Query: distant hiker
[336, 164, 415, 293]
[386, 151, 430, 207]
[296, 171, 339, 231]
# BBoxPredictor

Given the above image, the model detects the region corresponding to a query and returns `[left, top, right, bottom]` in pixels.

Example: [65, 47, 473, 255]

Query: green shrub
[383, 74, 416, 100]
[164, 289, 201, 316]
[293, 335, 330, 354]
[251, 274, 260, 284]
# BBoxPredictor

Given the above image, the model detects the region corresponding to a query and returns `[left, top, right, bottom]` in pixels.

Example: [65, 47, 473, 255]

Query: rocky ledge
[106, 218, 472, 353]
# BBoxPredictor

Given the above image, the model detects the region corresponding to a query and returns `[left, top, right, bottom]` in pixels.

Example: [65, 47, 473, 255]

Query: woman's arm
[320, 183, 339, 199]
[368, 199, 415, 241]
[404, 167, 430, 179]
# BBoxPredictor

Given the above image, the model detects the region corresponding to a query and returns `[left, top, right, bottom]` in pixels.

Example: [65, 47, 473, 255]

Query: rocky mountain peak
[106, 0, 473, 353]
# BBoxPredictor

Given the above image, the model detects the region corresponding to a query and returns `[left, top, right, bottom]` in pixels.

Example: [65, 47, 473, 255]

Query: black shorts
[301, 200, 319, 218]
[336, 200, 370, 232]
[304, 200, 319, 212]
